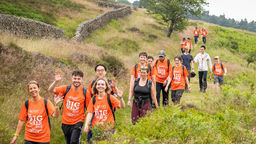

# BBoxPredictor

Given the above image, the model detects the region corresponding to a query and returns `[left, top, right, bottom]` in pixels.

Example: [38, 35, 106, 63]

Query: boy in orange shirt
[202, 28, 207, 44]
[180, 38, 186, 53]
[211, 56, 227, 94]
[48, 70, 91, 144]
[165, 56, 191, 104]
[194, 27, 200, 44]
[154, 50, 172, 106]
[185, 38, 192, 53]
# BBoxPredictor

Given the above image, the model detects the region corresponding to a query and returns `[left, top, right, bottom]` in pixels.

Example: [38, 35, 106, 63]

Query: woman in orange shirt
[165, 56, 191, 104]
[83, 78, 125, 142]
[10, 81, 62, 144]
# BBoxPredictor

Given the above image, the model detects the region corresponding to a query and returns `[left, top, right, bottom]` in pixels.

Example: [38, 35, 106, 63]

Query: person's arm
[51, 94, 63, 118]
[128, 75, 135, 106]
[194, 54, 198, 63]
[83, 113, 93, 133]
[151, 82, 158, 108]
[191, 59, 194, 72]
[48, 72, 62, 93]
[185, 77, 191, 92]
[10, 120, 26, 144]
[224, 68, 227, 76]
[117, 89, 125, 108]
[164, 76, 172, 92]
[208, 55, 213, 73]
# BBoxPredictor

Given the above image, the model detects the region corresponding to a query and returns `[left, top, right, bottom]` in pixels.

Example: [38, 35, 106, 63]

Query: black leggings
[171, 89, 184, 104]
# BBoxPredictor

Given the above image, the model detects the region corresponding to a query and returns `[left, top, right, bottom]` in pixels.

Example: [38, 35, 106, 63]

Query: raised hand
[55, 71, 62, 82]
[117, 88, 123, 98]
[110, 78, 116, 88]
[54, 93, 63, 106]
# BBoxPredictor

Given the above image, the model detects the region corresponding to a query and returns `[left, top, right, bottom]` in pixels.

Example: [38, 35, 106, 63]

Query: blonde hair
[27, 80, 39, 89]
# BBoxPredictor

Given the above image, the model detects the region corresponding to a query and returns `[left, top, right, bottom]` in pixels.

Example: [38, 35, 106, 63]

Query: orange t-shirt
[212, 63, 226, 76]
[86, 94, 120, 128]
[185, 41, 192, 50]
[194, 29, 200, 36]
[154, 59, 172, 83]
[88, 80, 116, 98]
[170, 66, 189, 90]
[55, 85, 91, 125]
[181, 40, 186, 48]
[202, 30, 207, 37]
[19, 98, 55, 143]
[130, 63, 155, 80]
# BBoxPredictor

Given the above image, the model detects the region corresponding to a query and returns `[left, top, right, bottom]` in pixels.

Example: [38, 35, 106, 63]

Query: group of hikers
[10, 27, 227, 144]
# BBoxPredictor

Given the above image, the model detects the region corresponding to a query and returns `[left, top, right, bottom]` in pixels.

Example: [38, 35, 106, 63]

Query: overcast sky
[128, 0, 256, 22]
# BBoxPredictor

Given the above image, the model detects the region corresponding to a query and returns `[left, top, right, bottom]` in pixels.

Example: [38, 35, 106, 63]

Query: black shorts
[214, 75, 224, 85]
[62, 122, 84, 144]
[24, 140, 49, 144]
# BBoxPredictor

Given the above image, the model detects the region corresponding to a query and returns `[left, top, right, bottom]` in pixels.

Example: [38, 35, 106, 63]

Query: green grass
[1, 6, 256, 144]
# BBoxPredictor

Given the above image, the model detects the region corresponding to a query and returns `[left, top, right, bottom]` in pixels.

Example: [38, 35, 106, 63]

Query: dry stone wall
[74, 6, 131, 42]
[0, 14, 66, 39]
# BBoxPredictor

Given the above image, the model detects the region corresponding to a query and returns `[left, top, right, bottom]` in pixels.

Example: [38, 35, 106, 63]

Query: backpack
[92, 94, 115, 121]
[25, 98, 51, 129]
[213, 62, 224, 72]
[135, 63, 152, 78]
[154, 59, 171, 72]
[60, 85, 87, 111]
[134, 78, 152, 99]
[91, 79, 115, 95]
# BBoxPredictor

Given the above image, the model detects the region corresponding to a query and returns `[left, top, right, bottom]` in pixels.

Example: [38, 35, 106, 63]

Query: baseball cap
[158, 50, 166, 57]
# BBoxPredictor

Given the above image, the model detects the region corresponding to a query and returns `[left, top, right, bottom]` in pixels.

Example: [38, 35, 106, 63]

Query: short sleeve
[85, 90, 92, 108]
[88, 82, 93, 98]
[130, 65, 136, 75]
[18, 103, 27, 121]
[150, 65, 155, 76]
[184, 67, 189, 77]
[190, 55, 194, 61]
[54, 85, 67, 96]
[86, 99, 94, 114]
[47, 100, 55, 117]
[110, 95, 120, 109]
[169, 68, 174, 79]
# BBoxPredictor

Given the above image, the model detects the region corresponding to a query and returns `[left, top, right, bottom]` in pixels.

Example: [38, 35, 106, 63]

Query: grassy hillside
[0, 0, 111, 37]
[0, 5, 256, 144]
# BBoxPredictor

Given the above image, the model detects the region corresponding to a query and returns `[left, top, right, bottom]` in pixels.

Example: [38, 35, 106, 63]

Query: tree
[116, 0, 131, 5]
[142, 0, 207, 37]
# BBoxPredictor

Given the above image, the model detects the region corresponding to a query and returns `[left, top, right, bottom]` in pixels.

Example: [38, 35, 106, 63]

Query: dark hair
[201, 45, 206, 49]
[139, 52, 147, 57]
[92, 78, 110, 95]
[182, 38, 186, 41]
[187, 38, 191, 40]
[95, 63, 107, 72]
[27, 80, 39, 89]
[174, 55, 183, 62]
[72, 70, 84, 77]
[147, 55, 154, 60]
